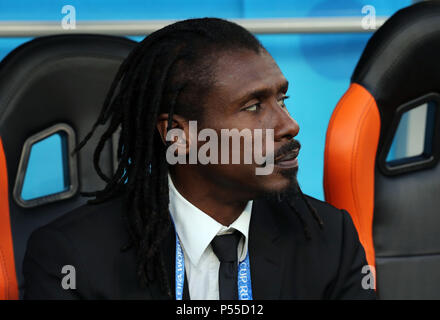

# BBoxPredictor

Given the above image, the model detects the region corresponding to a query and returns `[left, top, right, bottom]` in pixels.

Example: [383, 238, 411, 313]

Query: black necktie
[211, 231, 242, 300]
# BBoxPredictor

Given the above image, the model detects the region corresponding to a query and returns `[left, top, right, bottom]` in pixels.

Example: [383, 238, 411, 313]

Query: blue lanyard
[175, 234, 253, 300]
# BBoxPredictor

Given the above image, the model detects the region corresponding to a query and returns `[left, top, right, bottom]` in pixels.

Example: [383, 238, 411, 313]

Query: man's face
[192, 49, 301, 199]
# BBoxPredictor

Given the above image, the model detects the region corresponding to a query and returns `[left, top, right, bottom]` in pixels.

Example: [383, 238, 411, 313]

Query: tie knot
[211, 231, 242, 263]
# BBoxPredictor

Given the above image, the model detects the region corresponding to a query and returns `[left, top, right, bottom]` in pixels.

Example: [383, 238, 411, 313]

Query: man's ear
[156, 113, 189, 147]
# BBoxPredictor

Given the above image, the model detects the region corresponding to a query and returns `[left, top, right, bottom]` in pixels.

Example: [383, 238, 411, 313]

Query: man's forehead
[210, 50, 287, 102]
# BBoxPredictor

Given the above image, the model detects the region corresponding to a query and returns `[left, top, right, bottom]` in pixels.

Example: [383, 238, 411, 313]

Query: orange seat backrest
[0, 137, 19, 300]
[324, 83, 380, 268]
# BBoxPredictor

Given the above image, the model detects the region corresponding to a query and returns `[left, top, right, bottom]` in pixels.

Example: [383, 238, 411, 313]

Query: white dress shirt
[168, 175, 253, 300]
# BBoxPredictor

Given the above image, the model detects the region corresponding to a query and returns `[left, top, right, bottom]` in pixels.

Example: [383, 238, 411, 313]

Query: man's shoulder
[23, 195, 143, 299]
[254, 193, 357, 246]
[301, 194, 341, 213]
[302, 194, 347, 224]
[256, 193, 347, 228]
[30, 195, 128, 248]
[301, 195, 357, 234]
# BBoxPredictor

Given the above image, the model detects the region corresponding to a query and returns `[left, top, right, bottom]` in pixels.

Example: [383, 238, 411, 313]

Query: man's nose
[273, 108, 300, 141]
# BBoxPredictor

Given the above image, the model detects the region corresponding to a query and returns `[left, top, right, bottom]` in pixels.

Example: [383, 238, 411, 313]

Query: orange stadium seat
[324, 2, 440, 299]
[0, 34, 135, 299]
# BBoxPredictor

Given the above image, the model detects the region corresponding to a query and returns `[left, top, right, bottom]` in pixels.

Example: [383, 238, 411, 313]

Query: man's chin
[257, 166, 300, 201]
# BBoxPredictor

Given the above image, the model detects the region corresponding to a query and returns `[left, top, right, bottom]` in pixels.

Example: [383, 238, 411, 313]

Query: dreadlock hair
[75, 17, 323, 297]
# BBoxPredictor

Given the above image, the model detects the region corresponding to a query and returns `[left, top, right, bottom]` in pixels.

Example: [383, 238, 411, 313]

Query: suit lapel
[248, 198, 287, 299]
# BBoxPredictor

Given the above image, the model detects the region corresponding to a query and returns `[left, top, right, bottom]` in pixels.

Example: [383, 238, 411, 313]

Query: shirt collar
[168, 175, 252, 266]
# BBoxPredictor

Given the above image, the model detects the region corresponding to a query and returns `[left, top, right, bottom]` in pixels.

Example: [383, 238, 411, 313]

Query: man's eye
[243, 103, 261, 112]
[277, 95, 290, 108]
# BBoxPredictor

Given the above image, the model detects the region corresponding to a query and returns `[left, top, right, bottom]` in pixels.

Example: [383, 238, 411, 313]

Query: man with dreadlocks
[23, 18, 375, 300]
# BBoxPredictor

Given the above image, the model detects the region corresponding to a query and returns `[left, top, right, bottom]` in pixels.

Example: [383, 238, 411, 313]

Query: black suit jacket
[22, 194, 376, 300]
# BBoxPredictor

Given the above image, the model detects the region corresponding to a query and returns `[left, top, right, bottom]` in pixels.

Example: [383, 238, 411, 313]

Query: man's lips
[274, 148, 299, 168]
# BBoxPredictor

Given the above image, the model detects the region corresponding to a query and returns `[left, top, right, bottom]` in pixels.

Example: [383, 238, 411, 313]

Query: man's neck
[169, 169, 250, 226]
